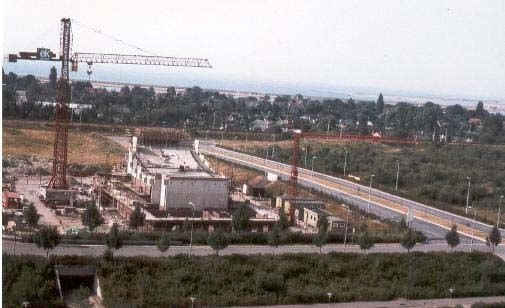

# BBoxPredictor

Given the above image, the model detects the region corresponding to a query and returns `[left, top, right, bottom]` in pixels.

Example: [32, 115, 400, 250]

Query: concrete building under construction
[93, 128, 276, 232]
[126, 129, 229, 211]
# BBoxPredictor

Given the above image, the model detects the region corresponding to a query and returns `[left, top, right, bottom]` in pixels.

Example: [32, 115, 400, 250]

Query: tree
[129, 205, 146, 231]
[232, 205, 250, 233]
[33, 225, 61, 258]
[488, 226, 502, 252]
[207, 228, 228, 256]
[81, 202, 104, 232]
[317, 215, 329, 233]
[106, 223, 123, 257]
[445, 224, 460, 252]
[268, 224, 282, 255]
[476, 101, 485, 117]
[277, 210, 290, 231]
[313, 228, 328, 254]
[400, 229, 417, 252]
[166, 86, 176, 99]
[377, 93, 384, 114]
[357, 227, 374, 253]
[49, 66, 57, 95]
[24, 203, 40, 233]
[313, 215, 330, 253]
[156, 232, 170, 253]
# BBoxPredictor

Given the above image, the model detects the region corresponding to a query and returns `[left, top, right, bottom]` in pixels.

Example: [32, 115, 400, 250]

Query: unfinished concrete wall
[163, 178, 229, 210]
[151, 174, 162, 205]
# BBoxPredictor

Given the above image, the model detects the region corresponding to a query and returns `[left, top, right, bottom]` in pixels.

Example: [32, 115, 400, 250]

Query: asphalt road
[200, 145, 504, 243]
[249, 296, 505, 308]
[4, 239, 503, 258]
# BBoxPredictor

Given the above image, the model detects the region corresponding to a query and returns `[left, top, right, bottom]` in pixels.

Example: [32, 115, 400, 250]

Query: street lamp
[342, 204, 350, 252]
[367, 175, 375, 213]
[327, 292, 333, 306]
[343, 148, 348, 177]
[498, 195, 504, 228]
[311, 156, 317, 177]
[395, 160, 400, 191]
[468, 205, 477, 252]
[188, 201, 196, 258]
[465, 177, 471, 215]
[190, 297, 196, 308]
[304, 138, 308, 167]
[245, 132, 248, 151]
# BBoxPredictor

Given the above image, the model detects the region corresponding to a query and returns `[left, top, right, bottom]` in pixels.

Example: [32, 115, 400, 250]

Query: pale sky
[3, 0, 505, 98]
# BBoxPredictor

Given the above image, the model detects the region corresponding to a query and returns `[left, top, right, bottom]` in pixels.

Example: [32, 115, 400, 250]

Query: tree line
[3, 68, 504, 144]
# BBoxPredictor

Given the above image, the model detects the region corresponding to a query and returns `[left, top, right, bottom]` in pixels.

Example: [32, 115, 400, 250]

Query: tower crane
[8, 18, 212, 191]
[287, 130, 419, 222]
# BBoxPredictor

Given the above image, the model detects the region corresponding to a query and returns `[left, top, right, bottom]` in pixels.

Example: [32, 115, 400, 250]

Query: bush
[4, 252, 505, 306]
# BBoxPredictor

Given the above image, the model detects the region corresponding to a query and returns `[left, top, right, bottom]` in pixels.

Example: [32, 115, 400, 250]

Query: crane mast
[48, 18, 72, 189]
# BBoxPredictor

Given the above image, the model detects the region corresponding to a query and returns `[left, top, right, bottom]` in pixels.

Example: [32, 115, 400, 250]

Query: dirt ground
[2, 127, 126, 167]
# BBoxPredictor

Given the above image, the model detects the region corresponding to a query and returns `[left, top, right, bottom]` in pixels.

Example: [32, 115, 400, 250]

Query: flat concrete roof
[135, 146, 223, 179]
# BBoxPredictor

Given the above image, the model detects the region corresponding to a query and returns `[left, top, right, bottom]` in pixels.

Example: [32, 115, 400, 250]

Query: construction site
[92, 129, 278, 232]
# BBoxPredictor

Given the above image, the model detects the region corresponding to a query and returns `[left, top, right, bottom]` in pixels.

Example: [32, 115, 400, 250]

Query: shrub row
[18, 229, 425, 246]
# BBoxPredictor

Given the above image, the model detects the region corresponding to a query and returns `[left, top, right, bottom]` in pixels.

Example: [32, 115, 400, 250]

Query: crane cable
[72, 19, 160, 57]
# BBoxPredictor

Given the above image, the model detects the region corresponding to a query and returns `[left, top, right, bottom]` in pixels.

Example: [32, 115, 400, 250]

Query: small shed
[242, 176, 273, 197]
[3, 191, 22, 209]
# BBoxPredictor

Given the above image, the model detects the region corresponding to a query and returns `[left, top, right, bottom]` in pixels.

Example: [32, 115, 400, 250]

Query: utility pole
[311, 156, 317, 177]
[343, 204, 350, 252]
[212, 111, 216, 130]
[326, 119, 330, 139]
[245, 132, 248, 152]
[304, 139, 308, 168]
[395, 160, 400, 191]
[466, 177, 471, 215]
[188, 201, 195, 258]
[368, 175, 375, 213]
[470, 206, 476, 252]
[498, 195, 504, 227]
[343, 148, 348, 177]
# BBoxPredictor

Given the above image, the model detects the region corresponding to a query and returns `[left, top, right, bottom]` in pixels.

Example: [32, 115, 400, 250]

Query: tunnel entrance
[55, 265, 101, 307]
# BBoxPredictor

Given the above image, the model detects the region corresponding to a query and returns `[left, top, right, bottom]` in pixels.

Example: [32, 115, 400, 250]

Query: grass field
[218, 139, 505, 225]
[2, 126, 126, 167]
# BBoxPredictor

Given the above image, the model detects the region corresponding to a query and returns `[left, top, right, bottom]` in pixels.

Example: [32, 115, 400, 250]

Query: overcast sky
[3, 0, 505, 98]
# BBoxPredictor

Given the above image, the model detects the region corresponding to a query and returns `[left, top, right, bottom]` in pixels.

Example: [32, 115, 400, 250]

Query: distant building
[303, 207, 347, 232]
[275, 194, 325, 224]
[15, 90, 27, 106]
[3, 192, 22, 209]
[468, 118, 482, 126]
[251, 119, 270, 131]
[242, 175, 275, 197]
